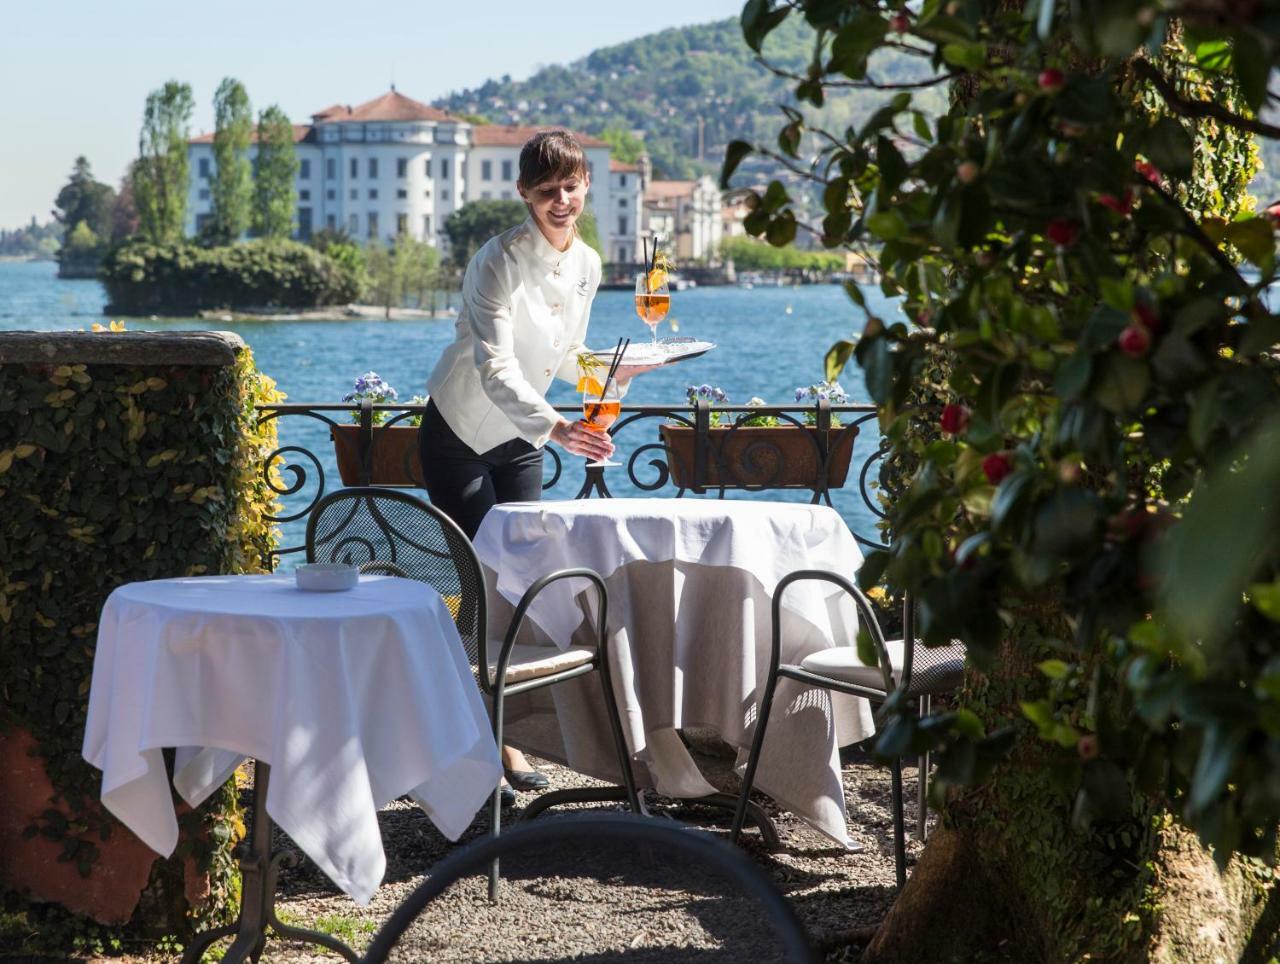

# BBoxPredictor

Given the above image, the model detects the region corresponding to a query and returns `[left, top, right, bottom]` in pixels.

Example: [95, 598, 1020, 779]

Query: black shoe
[504, 767, 550, 791]
[499, 784, 517, 807]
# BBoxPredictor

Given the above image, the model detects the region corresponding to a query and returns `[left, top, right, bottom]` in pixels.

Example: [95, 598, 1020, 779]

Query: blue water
[1, 260, 899, 557]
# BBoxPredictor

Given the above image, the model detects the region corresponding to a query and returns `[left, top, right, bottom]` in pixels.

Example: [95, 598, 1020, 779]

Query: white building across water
[187, 88, 730, 267]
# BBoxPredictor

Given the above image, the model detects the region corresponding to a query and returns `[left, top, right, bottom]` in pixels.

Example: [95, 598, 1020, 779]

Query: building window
[618, 246, 628, 262]
[502, 159, 513, 180]
[348, 213, 358, 233]
[440, 159, 449, 179]
[198, 157, 210, 179]
[297, 207, 312, 240]
[300, 159, 311, 179]
[368, 158, 378, 178]
[618, 198, 627, 208]
[367, 212, 379, 239]
[195, 212, 211, 232]
[326, 213, 336, 229]
[620, 174, 627, 187]
[481, 160, 492, 181]
[349, 188, 357, 200]
[350, 157, 358, 178]
[618, 217, 627, 235]
[441, 189, 449, 201]
[198, 188, 210, 201]
[368, 189, 378, 200]
[299, 189, 310, 201]
[502, 190, 511, 200]
[327, 188, 336, 201]
[424, 158, 431, 176]
[397, 157, 407, 177]
[397, 188, 407, 199]
[482, 190, 491, 200]
[326, 158, 336, 179]
[422, 214, 432, 235]
[397, 213, 408, 235]
[424, 188, 432, 199]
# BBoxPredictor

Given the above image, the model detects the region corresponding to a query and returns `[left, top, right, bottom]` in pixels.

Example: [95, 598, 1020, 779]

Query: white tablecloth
[82, 574, 501, 905]
[473, 498, 874, 846]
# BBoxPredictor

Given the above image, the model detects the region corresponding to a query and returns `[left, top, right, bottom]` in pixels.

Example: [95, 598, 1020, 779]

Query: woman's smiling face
[520, 172, 590, 245]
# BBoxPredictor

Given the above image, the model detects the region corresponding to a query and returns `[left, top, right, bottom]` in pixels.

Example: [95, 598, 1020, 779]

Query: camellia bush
[726, 0, 1280, 958]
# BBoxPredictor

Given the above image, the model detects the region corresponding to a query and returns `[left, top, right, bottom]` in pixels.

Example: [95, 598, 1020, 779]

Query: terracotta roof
[610, 159, 643, 173]
[471, 124, 608, 148]
[312, 90, 454, 124]
[189, 124, 313, 145]
[645, 180, 697, 200]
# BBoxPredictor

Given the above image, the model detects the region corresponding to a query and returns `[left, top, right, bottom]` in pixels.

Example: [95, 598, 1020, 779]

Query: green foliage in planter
[0, 345, 282, 945]
[727, 0, 1280, 934]
[99, 237, 361, 315]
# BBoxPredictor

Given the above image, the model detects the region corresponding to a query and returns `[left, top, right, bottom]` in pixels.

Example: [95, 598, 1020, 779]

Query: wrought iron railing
[255, 398, 890, 566]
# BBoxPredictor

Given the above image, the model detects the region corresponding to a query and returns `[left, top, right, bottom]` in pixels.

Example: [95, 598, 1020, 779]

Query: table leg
[180, 762, 358, 964]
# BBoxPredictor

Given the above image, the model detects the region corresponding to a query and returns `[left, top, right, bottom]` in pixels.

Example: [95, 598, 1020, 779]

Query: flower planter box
[331, 424, 424, 487]
[658, 423, 857, 491]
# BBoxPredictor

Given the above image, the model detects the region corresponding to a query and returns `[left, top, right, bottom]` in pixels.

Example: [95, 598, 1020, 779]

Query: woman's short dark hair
[518, 130, 588, 189]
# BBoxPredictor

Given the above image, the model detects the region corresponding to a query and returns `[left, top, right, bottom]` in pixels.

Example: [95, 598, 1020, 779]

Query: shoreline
[105, 304, 461, 323]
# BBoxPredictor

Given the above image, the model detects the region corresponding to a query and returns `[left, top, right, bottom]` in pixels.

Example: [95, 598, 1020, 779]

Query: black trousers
[418, 400, 544, 539]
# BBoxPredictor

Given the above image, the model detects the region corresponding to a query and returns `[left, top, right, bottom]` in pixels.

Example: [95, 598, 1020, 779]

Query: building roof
[471, 124, 608, 148]
[646, 180, 697, 200]
[312, 89, 454, 124]
[189, 124, 314, 145]
[609, 158, 643, 173]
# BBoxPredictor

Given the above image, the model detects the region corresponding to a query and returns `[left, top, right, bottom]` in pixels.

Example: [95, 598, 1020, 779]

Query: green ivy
[0, 344, 281, 951]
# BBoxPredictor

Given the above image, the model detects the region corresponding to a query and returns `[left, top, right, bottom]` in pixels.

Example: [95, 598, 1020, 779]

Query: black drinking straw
[586, 338, 628, 423]
[649, 236, 658, 273]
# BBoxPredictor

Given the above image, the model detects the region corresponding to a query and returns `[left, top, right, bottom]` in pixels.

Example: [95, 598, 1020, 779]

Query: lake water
[1, 259, 899, 557]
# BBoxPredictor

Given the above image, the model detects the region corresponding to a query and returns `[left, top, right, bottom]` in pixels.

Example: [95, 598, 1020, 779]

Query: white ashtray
[295, 563, 359, 592]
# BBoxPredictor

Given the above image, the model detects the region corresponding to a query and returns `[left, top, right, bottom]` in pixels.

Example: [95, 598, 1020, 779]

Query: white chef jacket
[426, 219, 602, 453]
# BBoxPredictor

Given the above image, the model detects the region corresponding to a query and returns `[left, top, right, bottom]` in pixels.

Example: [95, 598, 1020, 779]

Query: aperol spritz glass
[635, 271, 671, 344]
[581, 376, 622, 468]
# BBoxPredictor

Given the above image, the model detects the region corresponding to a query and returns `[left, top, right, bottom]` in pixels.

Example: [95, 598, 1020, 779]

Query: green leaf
[1092, 355, 1151, 414]
[741, 0, 790, 53]
[1141, 117, 1194, 179]
[1249, 580, 1280, 622]
[765, 212, 797, 246]
[1055, 352, 1093, 402]
[830, 13, 888, 79]
[1038, 659, 1070, 680]
[825, 339, 855, 382]
[720, 140, 753, 189]
[1232, 31, 1269, 112]
[941, 41, 986, 71]
[866, 210, 907, 241]
[1224, 218, 1275, 267]
[952, 708, 984, 739]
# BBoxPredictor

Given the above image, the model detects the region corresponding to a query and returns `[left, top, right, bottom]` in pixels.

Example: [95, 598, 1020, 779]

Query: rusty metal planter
[659, 422, 857, 491]
[331, 424, 424, 487]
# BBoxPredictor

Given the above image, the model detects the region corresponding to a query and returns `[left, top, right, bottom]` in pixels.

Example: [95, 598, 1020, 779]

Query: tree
[132, 81, 193, 243]
[364, 236, 442, 318]
[52, 157, 115, 241]
[598, 126, 646, 164]
[110, 166, 140, 242]
[726, 3, 1280, 959]
[209, 78, 253, 244]
[252, 105, 298, 240]
[576, 209, 604, 261]
[443, 199, 527, 268]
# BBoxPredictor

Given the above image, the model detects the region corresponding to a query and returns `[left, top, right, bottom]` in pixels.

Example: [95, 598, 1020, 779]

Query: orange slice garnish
[647, 268, 668, 291]
[576, 376, 604, 395]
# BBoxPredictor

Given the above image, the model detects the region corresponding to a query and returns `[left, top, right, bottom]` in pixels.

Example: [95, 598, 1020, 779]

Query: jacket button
[551, 303, 561, 313]
[544, 368, 552, 376]
[553, 339, 561, 348]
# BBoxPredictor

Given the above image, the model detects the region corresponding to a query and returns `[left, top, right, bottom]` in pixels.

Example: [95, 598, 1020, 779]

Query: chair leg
[731, 667, 781, 844]
[915, 693, 931, 843]
[596, 668, 642, 813]
[890, 755, 906, 891]
[488, 686, 507, 902]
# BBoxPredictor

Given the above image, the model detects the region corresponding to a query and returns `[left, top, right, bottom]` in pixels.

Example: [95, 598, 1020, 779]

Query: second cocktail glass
[634, 271, 671, 344]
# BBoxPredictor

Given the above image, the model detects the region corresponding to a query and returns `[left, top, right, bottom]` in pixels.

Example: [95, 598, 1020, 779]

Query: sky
[0, 0, 745, 228]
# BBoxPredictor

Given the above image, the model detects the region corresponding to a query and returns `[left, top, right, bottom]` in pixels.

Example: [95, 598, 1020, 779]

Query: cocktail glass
[634, 271, 671, 344]
[581, 376, 622, 468]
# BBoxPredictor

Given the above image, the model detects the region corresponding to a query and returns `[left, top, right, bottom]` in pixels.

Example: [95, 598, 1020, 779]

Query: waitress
[420, 129, 639, 798]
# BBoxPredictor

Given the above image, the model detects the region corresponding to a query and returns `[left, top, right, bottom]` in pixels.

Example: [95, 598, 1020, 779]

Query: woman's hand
[550, 419, 615, 461]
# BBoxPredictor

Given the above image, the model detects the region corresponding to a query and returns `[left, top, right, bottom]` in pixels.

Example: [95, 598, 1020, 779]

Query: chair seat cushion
[799, 639, 965, 695]
[488, 643, 595, 684]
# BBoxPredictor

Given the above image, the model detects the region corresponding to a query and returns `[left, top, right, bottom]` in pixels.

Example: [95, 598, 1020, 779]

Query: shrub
[99, 238, 360, 314]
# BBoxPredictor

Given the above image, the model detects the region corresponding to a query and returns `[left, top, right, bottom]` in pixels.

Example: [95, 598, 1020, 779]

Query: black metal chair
[730, 572, 965, 889]
[306, 487, 641, 898]
[360, 813, 819, 963]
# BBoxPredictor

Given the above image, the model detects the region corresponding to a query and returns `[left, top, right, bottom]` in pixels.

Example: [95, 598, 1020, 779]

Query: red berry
[1132, 303, 1161, 333]
[956, 161, 981, 185]
[890, 12, 911, 32]
[1077, 735, 1099, 761]
[1135, 160, 1163, 186]
[1046, 219, 1080, 247]
[982, 451, 1014, 485]
[940, 403, 971, 436]
[1098, 191, 1134, 216]
[1038, 68, 1065, 92]
[1118, 324, 1151, 358]
[1266, 204, 1280, 227]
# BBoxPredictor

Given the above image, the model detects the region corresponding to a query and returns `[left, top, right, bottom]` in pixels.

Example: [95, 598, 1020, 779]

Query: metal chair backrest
[306, 487, 486, 672]
[360, 813, 818, 963]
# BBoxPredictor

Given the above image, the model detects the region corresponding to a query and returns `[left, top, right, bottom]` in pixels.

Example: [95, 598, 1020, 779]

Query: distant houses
[186, 88, 739, 266]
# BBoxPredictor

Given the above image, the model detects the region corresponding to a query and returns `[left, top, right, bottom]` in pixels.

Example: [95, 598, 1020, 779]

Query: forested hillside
[435, 16, 944, 183]
[436, 15, 1275, 208]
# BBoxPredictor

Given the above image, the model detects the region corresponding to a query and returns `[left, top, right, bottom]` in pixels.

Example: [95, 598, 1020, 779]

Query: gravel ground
[203, 735, 927, 963]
